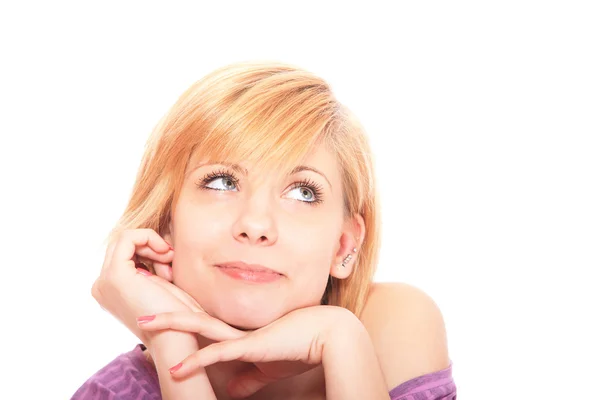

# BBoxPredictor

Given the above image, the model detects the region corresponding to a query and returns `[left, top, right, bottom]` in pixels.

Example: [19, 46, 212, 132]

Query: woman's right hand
[91, 228, 203, 347]
[91, 228, 224, 399]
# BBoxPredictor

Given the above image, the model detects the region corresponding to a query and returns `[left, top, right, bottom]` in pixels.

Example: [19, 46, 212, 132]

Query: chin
[211, 305, 283, 330]
[203, 291, 289, 330]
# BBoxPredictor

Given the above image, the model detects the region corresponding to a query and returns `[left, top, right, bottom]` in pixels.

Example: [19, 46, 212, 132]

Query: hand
[91, 228, 204, 348]
[137, 305, 356, 398]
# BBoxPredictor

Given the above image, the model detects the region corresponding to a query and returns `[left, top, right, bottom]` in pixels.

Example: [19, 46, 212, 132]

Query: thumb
[227, 366, 277, 398]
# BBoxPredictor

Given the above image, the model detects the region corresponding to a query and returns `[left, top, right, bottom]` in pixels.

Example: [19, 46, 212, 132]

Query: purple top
[71, 344, 456, 399]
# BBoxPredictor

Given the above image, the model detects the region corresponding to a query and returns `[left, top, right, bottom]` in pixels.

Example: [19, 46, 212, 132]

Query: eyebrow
[194, 162, 332, 188]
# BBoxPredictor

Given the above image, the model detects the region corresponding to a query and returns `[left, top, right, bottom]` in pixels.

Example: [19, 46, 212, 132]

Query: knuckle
[140, 228, 158, 239]
[120, 229, 136, 242]
[106, 240, 117, 252]
[104, 264, 120, 279]
[120, 228, 159, 244]
[194, 311, 208, 322]
[189, 350, 203, 364]
[121, 229, 134, 237]
[164, 312, 176, 327]
[90, 281, 100, 299]
[91, 279, 107, 302]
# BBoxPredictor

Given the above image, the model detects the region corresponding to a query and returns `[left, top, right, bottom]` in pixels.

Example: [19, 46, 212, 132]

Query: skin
[141, 141, 366, 397]
[163, 142, 364, 331]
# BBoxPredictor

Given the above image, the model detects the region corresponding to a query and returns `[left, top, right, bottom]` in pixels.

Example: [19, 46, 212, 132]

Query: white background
[1, 1, 598, 399]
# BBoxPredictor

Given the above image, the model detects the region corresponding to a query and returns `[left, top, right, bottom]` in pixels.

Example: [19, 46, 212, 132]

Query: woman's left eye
[285, 180, 324, 206]
[287, 186, 316, 202]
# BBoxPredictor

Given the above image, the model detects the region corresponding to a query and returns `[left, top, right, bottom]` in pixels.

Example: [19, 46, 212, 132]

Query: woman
[72, 61, 456, 399]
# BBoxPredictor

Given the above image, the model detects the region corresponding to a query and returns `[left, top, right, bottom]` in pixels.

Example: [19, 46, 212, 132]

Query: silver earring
[341, 253, 353, 268]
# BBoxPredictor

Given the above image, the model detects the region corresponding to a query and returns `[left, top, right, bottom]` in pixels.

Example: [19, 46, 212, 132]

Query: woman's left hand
[137, 305, 358, 398]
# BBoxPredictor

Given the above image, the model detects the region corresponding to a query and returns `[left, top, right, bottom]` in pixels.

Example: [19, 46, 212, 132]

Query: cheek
[289, 209, 341, 251]
[171, 204, 232, 269]
[289, 224, 339, 276]
[174, 200, 230, 238]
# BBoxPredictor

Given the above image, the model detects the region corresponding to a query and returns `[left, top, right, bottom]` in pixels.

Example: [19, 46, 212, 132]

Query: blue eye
[287, 186, 315, 202]
[285, 178, 324, 206]
[205, 176, 239, 191]
[197, 168, 240, 191]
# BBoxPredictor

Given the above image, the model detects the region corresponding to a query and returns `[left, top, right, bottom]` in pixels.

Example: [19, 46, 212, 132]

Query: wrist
[322, 308, 367, 362]
[148, 330, 200, 361]
[148, 331, 217, 400]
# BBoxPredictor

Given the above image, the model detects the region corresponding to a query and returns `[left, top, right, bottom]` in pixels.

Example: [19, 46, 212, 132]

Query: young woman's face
[167, 143, 348, 329]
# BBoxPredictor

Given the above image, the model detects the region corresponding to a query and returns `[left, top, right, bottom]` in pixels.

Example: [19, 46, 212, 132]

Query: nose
[231, 191, 278, 246]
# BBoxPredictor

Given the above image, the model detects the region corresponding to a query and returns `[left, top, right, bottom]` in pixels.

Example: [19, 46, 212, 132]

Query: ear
[329, 213, 366, 280]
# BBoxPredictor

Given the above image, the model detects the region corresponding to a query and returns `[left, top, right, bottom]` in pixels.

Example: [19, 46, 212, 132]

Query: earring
[338, 248, 359, 269]
[340, 251, 357, 268]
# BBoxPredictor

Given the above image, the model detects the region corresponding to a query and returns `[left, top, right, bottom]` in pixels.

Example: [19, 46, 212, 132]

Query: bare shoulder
[359, 282, 451, 390]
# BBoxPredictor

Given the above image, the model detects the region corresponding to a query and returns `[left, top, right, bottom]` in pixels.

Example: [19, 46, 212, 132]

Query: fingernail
[169, 362, 183, 374]
[166, 242, 174, 250]
[136, 315, 155, 324]
[136, 268, 152, 276]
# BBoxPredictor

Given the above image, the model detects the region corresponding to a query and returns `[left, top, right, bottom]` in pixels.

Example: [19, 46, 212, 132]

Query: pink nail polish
[137, 315, 155, 324]
[169, 362, 183, 374]
[136, 268, 152, 276]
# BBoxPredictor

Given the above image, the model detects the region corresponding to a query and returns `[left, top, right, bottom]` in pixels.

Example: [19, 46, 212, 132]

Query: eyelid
[197, 167, 241, 190]
[287, 178, 324, 206]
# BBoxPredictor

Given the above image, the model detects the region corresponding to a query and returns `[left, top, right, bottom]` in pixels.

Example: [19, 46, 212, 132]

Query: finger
[100, 241, 118, 274]
[135, 255, 156, 274]
[137, 311, 246, 341]
[227, 366, 276, 399]
[151, 262, 173, 282]
[132, 261, 204, 312]
[135, 246, 174, 265]
[110, 229, 172, 272]
[170, 338, 259, 378]
[135, 257, 172, 281]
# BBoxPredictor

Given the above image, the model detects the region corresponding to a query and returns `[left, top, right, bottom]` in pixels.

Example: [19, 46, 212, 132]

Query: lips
[215, 261, 283, 284]
[216, 261, 282, 275]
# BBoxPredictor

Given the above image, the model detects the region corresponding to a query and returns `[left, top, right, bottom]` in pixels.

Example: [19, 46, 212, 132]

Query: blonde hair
[107, 61, 381, 318]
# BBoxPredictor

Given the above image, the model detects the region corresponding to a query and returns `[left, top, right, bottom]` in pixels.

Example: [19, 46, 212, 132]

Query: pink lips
[216, 261, 283, 283]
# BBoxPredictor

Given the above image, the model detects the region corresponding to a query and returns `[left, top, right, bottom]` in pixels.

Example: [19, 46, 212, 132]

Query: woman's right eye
[204, 176, 239, 191]
[196, 168, 241, 192]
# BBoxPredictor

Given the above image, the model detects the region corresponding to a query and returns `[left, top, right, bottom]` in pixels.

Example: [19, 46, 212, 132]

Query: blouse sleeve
[70, 344, 161, 400]
[71, 374, 159, 400]
[71, 379, 119, 399]
[388, 363, 456, 400]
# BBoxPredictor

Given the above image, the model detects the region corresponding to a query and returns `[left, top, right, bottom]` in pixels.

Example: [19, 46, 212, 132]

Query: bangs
[189, 70, 339, 182]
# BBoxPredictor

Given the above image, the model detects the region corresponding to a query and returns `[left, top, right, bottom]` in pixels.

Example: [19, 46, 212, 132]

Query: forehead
[300, 142, 338, 173]
[189, 141, 340, 180]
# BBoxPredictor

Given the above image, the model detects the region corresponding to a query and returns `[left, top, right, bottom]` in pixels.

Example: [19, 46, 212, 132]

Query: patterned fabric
[72, 344, 457, 399]
[71, 344, 160, 399]
[388, 363, 456, 400]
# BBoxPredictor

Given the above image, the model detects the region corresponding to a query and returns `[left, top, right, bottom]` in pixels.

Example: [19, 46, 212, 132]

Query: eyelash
[195, 168, 325, 206]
